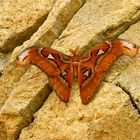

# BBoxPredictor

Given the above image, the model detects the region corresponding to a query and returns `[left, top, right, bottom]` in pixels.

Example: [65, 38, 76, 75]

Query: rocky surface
[0, 0, 56, 52]
[0, 0, 140, 140]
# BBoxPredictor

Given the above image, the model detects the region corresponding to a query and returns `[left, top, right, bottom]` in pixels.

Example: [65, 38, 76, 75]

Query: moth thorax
[73, 63, 78, 77]
[72, 53, 79, 63]
[73, 61, 79, 64]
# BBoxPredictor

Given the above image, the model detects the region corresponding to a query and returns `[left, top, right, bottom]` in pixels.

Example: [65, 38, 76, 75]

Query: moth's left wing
[15, 47, 73, 102]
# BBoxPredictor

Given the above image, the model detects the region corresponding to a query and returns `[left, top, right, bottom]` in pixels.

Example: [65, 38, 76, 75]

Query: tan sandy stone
[51, 0, 140, 54]
[0, 52, 11, 74]
[19, 83, 140, 140]
[12, 0, 86, 58]
[0, 66, 52, 140]
[0, 0, 87, 139]
[0, 0, 55, 52]
[0, 62, 27, 108]
[0, 0, 140, 140]
[104, 21, 140, 113]
[17, 0, 140, 140]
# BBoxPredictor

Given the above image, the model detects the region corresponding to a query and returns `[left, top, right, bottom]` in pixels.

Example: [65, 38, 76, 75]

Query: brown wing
[15, 47, 73, 102]
[78, 39, 138, 104]
[78, 42, 110, 104]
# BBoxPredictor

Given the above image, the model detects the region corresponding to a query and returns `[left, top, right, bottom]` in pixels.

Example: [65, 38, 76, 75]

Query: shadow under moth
[15, 39, 138, 104]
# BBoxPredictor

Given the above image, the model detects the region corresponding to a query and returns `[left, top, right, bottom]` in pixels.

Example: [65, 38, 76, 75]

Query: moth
[15, 39, 138, 104]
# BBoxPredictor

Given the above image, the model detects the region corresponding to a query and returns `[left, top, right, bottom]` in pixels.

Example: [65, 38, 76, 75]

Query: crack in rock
[115, 82, 140, 115]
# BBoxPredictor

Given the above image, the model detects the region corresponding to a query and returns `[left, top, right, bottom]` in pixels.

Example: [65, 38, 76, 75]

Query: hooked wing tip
[120, 40, 139, 57]
[14, 49, 30, 66]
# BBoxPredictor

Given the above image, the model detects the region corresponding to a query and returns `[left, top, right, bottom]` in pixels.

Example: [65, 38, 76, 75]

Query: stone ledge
[0, 0, 140, 140]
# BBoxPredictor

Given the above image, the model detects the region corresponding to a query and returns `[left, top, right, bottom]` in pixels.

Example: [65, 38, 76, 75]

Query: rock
[51, 0, 140, 54]
[0, 52, 11, 75]
[0, 66, 52, 140]
[0, 0, 140, 140]
[0, 62, 27, 108]
[0, 0, 55, 52]
[12, 0, 86, 58]
[0, 0, 86, 139]
[19, 83, 140, 140]
[104, 21, 140, 112]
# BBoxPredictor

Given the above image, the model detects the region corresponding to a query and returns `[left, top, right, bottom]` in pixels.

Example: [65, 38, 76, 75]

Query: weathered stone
[18, 0, 140, 140]
[0, 66, 52, 140]
[0, 52, 11, 74]
[0, 0, 55, 52]
[51, 0, 140, 54]
[0, 0, 87, 139]
[113, 21, 140, 111]
[0, 0, 140, 140]
[0, 62, 27, 109]
[103, 21, 140, 114]
[13, 0, 86, 58]
[19, 83, 140, 140]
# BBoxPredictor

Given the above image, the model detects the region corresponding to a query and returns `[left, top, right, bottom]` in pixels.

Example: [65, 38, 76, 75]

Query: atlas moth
[15, 39, 138, 104]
